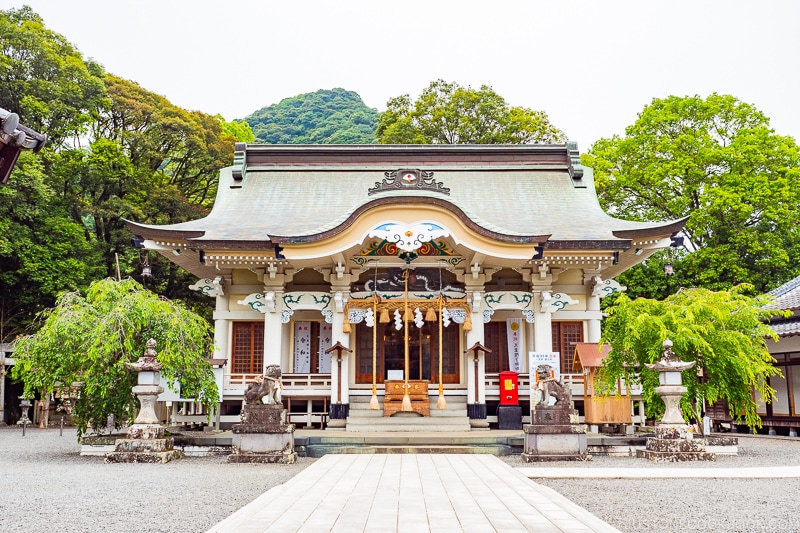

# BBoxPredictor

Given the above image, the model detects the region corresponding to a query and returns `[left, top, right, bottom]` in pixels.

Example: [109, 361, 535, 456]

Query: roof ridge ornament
[368, 169, 450, 196]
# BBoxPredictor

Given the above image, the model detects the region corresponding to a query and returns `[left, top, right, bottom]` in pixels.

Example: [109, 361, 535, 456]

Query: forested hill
[245, 88, 378, 144]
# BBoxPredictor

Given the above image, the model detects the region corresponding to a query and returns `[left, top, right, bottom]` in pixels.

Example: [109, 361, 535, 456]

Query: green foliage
[585, 94, 800, 297]
[246, 88, 378, 144]
[0, 7, 106, 148]
[599, 286, 788, 429]
[376, 79, 566, 144]
[216, 114, 255, 143]
[0, 152, 104, 340]
[11, 277, 217, 438]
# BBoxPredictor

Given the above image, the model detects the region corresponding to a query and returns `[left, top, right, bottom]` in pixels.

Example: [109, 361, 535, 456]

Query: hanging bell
[379, 308, 390, 323]
[403, 307, 413, 321]
[425, 307, 437, 322]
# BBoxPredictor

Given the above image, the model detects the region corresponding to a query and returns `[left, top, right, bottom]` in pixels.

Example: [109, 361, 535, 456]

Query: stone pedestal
[636, 425, 717, 462]
[227, 404, 297, 464]
[521, 407, 589, 462]
[105, 396, 181, 463]
[497, 405, 522, 430]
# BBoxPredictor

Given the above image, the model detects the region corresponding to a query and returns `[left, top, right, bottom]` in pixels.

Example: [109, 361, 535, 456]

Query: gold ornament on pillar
[342, 315, 351, 333]
[463, 314, 472, 332]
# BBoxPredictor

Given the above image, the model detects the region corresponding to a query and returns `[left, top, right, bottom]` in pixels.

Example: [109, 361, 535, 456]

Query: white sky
[6, 0, 800, 151]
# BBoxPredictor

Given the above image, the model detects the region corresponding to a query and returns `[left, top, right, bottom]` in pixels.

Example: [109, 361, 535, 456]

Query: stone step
[345, 419, 472, 432]
[346, 408, 469, 418]
[303, 445, 512, 457]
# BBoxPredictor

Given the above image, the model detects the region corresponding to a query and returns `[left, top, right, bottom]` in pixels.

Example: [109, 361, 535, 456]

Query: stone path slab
[207, 454, 621, 532]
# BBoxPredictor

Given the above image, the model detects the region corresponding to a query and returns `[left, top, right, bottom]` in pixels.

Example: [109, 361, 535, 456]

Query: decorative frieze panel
[368, 169, 450, 196]
[368, 222, 450, 253]
[482, 291, 536, 323]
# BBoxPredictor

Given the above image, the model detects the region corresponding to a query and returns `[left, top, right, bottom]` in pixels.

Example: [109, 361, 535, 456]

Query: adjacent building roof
[573, 343, 612, 371]
[767, 275, 800, 338]
[126, 144, 685, 254]
[0, 108, 46, 184]
[767, 275, 800, 311]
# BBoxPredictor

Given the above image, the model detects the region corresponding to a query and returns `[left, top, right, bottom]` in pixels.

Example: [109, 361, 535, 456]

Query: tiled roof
[126, 144, 684, 248]
[771, 318, 800, 337]
[766, 275, 800, 311]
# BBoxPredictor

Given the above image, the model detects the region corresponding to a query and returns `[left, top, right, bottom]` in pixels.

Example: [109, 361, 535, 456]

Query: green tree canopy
[11, 277, 217, 438]
[246, 88, 378, 144]
[599, 286, 787, 429]
[585, 94, 800, 297]
[0, 7, 106, 148]
[376, 79, 566, 144]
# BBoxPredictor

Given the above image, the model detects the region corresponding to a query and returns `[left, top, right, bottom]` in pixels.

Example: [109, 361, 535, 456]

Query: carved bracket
[540, 292, 578, 313]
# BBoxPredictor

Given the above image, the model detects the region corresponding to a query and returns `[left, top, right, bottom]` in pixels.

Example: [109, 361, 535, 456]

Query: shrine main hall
[126, 143, 684, 430]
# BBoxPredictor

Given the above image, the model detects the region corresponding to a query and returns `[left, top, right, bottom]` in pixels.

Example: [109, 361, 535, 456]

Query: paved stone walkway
[207, 454, 621, 533]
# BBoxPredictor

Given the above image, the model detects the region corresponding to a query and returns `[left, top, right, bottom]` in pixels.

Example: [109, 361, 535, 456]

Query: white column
[584, 271, 602, 343]
[263, 288, 284, 369]
[329, 298, 350, 405]
[465, 289, 486, 404]
[524, 320, 535, 373]
[532, 293, 553, 352]
[212, 289, 230, 361]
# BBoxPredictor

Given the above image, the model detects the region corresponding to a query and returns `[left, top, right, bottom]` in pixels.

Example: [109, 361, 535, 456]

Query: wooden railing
[227, 373, 332, 390]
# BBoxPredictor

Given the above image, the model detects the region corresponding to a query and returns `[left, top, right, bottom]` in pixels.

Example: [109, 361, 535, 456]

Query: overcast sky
[7, 0, 800, 151]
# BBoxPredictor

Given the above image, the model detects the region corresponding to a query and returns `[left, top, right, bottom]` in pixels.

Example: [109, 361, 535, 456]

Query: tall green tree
[11, 277, 218, 438]
[0, 152, 104, 341]
[376, 79, 565, 144]
[0, 6, 106, 148]
[599, 286, 787, 429]
[585, 94, 800, 297]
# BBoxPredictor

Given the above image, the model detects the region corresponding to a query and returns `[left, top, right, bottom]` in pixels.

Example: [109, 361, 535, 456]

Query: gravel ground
[503, 434, 800, 533]
[1, 427, 799, 532]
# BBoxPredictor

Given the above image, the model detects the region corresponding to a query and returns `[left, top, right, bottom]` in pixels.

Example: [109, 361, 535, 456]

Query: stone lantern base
[227, 404, 297, 464]
[105, 424, 181, 464]
[636, 425, 716, 462]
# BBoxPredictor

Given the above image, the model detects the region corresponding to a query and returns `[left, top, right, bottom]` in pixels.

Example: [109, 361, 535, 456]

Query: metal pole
[60, 415, 64, 437]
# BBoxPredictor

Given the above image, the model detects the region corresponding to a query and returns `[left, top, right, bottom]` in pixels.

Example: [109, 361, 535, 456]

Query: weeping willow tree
[11, 277, 217, 438]
[599, 285, 788, 430]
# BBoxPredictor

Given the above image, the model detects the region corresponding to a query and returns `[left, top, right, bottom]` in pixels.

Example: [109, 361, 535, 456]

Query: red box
[499, 370, 519, 405]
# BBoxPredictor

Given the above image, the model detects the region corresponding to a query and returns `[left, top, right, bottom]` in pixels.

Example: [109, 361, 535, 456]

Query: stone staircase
[345, 394, 472, 432]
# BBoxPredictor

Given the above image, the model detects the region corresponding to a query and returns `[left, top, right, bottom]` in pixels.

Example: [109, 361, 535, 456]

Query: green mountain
[246, 88, 378, 144]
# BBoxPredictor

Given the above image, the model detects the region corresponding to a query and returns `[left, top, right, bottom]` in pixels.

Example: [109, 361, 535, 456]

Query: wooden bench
[383, 380, 430, 417]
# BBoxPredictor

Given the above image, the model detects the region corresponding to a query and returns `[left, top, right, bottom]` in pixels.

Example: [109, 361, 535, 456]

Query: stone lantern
[646, 339, 696, 425]
[17, 396, 32, 436]
[105, 339, 180, 463]
[637, 339, 715, 461]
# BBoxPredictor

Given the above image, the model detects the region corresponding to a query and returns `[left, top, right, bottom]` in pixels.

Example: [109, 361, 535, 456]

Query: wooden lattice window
[484, 322, 509, 373]
[232, 322, 264, 374]
[552, 322, 583, 375]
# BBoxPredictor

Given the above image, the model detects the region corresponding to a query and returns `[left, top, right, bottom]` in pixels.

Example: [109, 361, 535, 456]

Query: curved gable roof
[126, 144, 684, 251]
